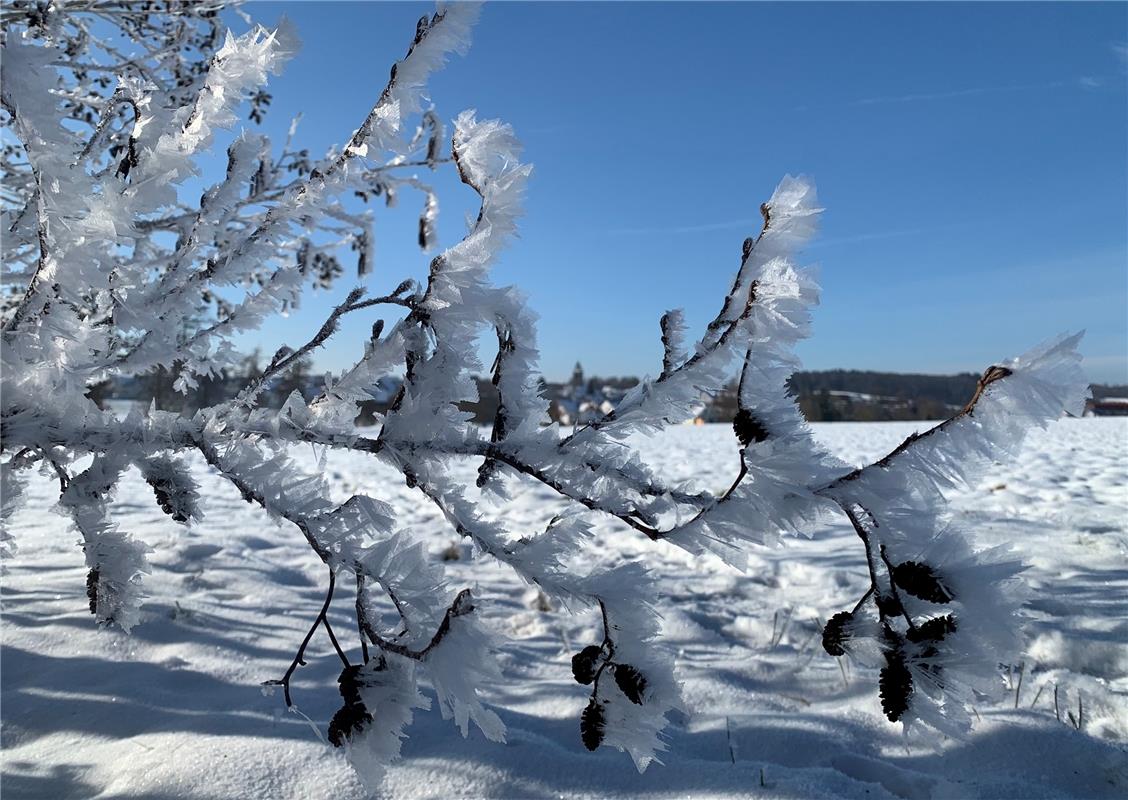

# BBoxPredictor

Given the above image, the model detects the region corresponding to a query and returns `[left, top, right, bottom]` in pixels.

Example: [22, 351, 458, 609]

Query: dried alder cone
[908, 614, 958, 645]
[732, 408, 771, 447]
[329, 665, 374, 748]
[0, 0, 1092, 784]
[908, 615, 959, 685]
[879, 628, 914, 723]
[141, 459, 200, 525]
[580, 698, 607, 751]
[874, 591, 905, 619]
[613, 664, 648, 705]
[821, 610, 853, 657]
[85, 568, 100, 616]
[147, 480, 188, 523]
[891, 561, 954, 604]
[571, 645, 602, 686]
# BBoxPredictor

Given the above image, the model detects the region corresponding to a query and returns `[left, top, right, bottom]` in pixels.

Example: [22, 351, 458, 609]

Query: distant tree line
[93, 362, 1123, 424]
[789, 370, 981, 407]
[786, 370, 980, 422]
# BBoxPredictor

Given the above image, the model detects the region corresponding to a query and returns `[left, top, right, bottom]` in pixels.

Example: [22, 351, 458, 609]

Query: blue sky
[230, 2, 1127, 384]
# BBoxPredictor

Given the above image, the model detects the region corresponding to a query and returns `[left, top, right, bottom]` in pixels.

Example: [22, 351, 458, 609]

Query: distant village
[98, 358, 1128, 424]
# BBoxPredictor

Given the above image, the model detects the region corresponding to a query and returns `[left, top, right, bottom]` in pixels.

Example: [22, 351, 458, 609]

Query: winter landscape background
[3, 418, 1126, 798]
[2, 1, 1126, 798]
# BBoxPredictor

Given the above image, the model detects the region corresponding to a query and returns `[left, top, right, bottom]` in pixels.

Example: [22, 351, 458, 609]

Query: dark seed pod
[891, 561, 953, 604]
[476, 458, 500, 489]
[86, 568, 99, 615]
[613, 664, 647, 705]
[337, 664, 366, 706]
[907, 615, 957, 644]
[426, 131, 441, 166]
[355, 232, 370, 277]
[822, 611, 854, 657]
[874, 592, 904, 618]
[580, 698, 606, 751]
[414, 14, 430, 44]
[571, 645, 602, 686]
[268, 345, 293, 369]
[140, 459, 199, 525]
[146, 478, 188, 523]
[732, 408, 770, 447]
[879, 626, 913, 722]
[328, 702, 373, 748]
[879, 656, 913, 722]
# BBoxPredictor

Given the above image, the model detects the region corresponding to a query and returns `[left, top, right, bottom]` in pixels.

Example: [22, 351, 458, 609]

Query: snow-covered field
[3, 418, 1126, 799]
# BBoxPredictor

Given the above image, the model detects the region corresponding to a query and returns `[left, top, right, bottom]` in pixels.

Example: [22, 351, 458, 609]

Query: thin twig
[264, 568, 346, 708]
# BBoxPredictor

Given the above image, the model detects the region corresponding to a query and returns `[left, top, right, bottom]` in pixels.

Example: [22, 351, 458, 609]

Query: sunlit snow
[3, 419, 1125, 799]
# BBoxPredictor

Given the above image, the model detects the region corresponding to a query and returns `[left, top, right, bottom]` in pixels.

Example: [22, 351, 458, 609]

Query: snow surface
[3, 419, 1126, 799]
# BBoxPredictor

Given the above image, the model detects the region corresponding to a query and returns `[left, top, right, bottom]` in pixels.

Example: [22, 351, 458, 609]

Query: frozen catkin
[0, 0, 1089, 787]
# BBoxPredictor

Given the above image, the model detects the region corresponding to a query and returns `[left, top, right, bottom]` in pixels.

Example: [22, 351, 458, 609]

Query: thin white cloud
[852, 79, 1066, 107]
[607, 218, 758, 236]
[793, 76, 1109, 112]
